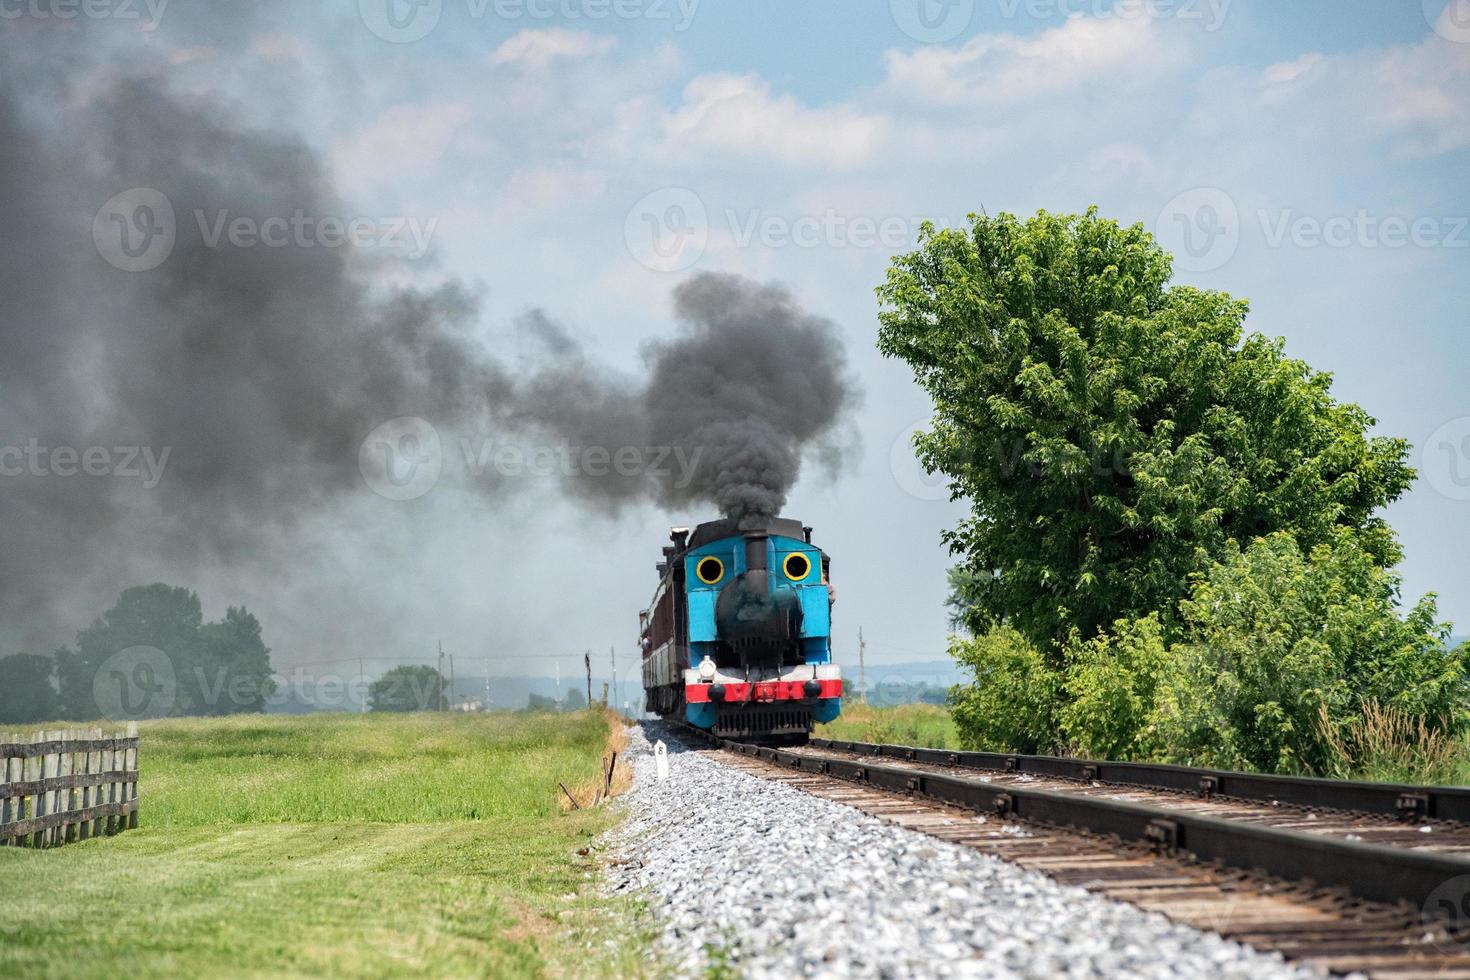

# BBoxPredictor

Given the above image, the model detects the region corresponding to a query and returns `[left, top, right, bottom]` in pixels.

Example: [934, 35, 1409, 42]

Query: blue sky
[10, 0, 1468, 676]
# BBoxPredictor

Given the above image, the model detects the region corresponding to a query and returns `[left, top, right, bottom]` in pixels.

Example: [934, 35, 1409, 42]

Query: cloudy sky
[3, 0, 1468, 686]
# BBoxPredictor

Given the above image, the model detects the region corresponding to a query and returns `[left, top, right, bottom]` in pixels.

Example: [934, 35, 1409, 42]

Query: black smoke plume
[512, 274, 857, 525]
[0, 36, 856, 657]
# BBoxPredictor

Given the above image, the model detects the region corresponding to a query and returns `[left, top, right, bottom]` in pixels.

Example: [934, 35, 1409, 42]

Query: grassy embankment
[0, 711, 656, 979]
[816, 703, 959, 749]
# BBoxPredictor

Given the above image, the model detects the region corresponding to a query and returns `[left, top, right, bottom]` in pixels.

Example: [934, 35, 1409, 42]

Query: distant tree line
[0, 584, 275, 724]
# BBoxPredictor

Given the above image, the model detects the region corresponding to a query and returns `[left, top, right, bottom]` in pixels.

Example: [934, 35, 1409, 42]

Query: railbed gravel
[603, 723, 1324, 979]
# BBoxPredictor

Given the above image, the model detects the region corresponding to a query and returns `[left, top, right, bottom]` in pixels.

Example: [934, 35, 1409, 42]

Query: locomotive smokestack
[744, 532, 769, 572]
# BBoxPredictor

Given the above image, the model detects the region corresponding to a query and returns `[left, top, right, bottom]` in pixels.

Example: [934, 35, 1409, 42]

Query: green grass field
[816, 703, 959, 749]
[0, 711, 656, 979]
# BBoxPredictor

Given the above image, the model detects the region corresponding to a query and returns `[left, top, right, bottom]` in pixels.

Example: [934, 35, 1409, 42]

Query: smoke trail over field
[0, 35, 857, 654]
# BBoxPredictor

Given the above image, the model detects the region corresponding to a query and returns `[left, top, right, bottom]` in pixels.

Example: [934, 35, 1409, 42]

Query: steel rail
[701, 735, 1470, 919]
[812, 737, 1470, 822]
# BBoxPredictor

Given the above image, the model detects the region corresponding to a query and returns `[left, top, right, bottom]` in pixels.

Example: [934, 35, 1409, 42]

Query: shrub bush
[1151, 531, 1470, 773]
[1058, 614, 1169, 760]
[948, 626, 1060, 753]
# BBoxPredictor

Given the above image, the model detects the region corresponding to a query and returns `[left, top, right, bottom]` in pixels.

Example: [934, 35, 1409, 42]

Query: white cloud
[882, 13, 1180, 105]
[489, 28, 616, 69]
[331, 101, 473, 190]
[663, 74, 890, 169]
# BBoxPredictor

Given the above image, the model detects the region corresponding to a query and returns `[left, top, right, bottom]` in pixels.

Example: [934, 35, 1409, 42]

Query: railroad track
[680, 729, 1470, 978]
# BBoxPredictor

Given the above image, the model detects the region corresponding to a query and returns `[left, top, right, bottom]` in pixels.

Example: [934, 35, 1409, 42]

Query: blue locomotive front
[640, 516, 842, 742]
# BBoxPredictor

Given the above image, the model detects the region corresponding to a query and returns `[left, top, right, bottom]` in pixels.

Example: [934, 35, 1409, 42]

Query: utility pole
[359, 657, 365, 714]
[858, 627, 867, 705]
[483, 658, 492, 712]
[584, 650, 592, 710]
[609, 645, 617, 717]
[449, 654, 456, 712]
[437, 641, 446, 712]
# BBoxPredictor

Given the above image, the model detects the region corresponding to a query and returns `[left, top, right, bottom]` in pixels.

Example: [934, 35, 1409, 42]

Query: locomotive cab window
[783, 552, 811, 582]
[695, 556, 725, 584]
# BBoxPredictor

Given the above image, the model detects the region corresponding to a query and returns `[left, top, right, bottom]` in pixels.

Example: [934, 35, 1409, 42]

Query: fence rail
[1, 724, 139, 848]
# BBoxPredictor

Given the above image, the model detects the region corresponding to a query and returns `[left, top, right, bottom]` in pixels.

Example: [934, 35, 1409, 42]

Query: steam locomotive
[640, 516, 842, 742]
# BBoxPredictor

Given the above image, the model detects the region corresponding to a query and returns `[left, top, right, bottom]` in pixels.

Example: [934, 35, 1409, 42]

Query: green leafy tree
[947, 626, 1060, 753]
[0, 653, 61, 724]
[563, 686, 587, 711]
[1152, 532, 1470, 773]
[196, 607, 276, 715]
[879, 209, 1414, 654]
[55, 584, 275, 720]
[57, 584, 204, 719]
[368, 665, 445, 712]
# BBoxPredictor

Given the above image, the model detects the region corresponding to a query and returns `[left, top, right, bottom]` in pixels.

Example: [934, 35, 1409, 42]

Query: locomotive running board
[709, 736, 1470, 922]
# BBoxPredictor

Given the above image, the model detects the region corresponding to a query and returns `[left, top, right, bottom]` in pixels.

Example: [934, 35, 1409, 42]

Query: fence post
[31, 730, 45, 848]
[0, 734, 10, 846]
[78, 730, 92, 841]
[127, 721, 139, 830]
[91, 728, 103, 839]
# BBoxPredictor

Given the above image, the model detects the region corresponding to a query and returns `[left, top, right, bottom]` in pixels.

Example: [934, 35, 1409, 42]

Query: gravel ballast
[604, 723, 1322, 979]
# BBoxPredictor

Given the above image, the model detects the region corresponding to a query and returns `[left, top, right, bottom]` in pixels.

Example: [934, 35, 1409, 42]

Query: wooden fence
[0, 724, 139, 848]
